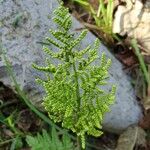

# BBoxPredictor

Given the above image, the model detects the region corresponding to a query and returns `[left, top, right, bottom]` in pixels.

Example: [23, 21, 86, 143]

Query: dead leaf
[115, 126, 146, 150]
[139, 109, 150, 129]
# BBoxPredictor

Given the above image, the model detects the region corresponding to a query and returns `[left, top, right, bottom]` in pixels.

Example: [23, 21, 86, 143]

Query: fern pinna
[33, 3, 116, 149]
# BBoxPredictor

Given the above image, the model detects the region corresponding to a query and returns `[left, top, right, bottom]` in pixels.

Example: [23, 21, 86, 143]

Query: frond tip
[53, 5, 72, 31]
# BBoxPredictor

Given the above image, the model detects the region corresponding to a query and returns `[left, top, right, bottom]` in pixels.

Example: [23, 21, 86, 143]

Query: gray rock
[0, 0, 142, 133]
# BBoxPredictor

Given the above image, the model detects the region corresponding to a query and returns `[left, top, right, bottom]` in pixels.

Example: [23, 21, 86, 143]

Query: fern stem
[72, 62, 83, 149]
[77, 136, 82, 150]
[72, 62, 81, 110]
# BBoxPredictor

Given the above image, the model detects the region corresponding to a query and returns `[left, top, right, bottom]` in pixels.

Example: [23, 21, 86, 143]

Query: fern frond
[33, 3, 116, 149]
[26, 127, 74, 150]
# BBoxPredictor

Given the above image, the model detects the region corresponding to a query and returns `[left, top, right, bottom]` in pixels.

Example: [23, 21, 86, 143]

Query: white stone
[113, 0, 150, 55]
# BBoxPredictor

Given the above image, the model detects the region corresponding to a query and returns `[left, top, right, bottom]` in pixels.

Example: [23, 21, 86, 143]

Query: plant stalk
[72, 62, 81, 109]
[77, 136, 84, 150]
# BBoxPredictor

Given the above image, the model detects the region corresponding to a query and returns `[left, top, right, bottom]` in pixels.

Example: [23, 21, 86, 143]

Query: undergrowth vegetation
[26, 127, 75, 150]
[71, 0, 116, 45]
[73, 0, 113, 34]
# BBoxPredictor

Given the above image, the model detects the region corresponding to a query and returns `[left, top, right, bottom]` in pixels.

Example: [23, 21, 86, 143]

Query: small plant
[26, 127, 74, 150]
[72, 0, 114, 42]
[33, 2, 116, 149]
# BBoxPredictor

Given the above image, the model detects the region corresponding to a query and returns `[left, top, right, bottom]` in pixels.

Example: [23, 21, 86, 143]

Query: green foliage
[33, 3, 116, 149]
[10, 137, 23, 150]
[73, 0, 113, 34]
[26, 127, 74, 150]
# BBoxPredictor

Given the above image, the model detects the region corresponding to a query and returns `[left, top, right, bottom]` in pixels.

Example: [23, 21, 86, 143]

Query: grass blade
[131, 39, 150, 85]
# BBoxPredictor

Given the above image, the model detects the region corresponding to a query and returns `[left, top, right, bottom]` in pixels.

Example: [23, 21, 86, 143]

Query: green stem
[131, 39, 150, 85]
[73, 63, 81, 109]
[72, 61, 83, 149]
[77, 136, 84, 150]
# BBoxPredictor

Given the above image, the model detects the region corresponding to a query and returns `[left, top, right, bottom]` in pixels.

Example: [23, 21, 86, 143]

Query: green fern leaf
[33, 2, 116, 149]
[26, 127, 74, 150]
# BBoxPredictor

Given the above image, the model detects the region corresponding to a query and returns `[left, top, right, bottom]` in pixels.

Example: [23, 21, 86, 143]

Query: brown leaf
[139, 109, 150, 129]
[116, 126, 146, 150]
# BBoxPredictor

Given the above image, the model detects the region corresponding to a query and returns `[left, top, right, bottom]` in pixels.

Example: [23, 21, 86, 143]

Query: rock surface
[113, 0, 150, 55]
[0, 0, 142, 133]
